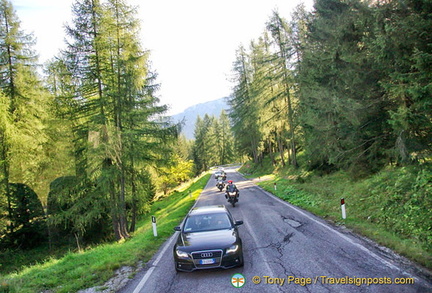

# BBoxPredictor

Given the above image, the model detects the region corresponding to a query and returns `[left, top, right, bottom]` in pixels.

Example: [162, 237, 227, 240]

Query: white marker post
[152, 216, 157, 237]
[341, 198, 346, 219]
[274, 183, 277, 191]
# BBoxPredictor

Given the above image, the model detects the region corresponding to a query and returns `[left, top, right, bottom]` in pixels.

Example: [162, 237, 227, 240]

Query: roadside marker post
[152, 216, 157, 237]
[274, 183, 277, 191]
[341, 198, 346, 219]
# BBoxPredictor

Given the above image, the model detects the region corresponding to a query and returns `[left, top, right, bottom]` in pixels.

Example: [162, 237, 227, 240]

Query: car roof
[188, 205, 228, 216]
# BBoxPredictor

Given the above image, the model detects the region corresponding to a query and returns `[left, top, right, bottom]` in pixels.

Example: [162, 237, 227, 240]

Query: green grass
[240, 161, 432, 270]
[0, 173, 211, 293]
[0, 242, 76, 276]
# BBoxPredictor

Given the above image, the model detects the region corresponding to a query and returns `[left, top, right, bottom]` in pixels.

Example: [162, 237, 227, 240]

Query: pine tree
[192, 115, 213, 172]
[0, 0, 50, 235]
[249, 34, 289, 167]
[228, 45, 263, 163]
[298, 0, 388, 173]
[218, 110, 235, 165]
[266, 11, 299, 167]
[47, 0, 175, 241]
[370, 0, 432, 163]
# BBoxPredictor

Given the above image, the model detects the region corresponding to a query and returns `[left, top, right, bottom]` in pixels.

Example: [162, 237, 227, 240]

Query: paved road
[119, 168, 432, 293]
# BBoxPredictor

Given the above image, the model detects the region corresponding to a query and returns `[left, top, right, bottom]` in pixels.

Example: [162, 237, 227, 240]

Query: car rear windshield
[183, 213, 232, 233]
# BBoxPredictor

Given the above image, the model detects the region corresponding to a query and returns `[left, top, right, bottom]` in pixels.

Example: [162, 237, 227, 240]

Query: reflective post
[152, 216, 157, 237]
[341, 198, 346, 219]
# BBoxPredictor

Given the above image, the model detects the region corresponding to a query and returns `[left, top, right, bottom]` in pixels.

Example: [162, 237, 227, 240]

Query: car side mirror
[174, 226, 181, 231]
[235, 220, 243, 226]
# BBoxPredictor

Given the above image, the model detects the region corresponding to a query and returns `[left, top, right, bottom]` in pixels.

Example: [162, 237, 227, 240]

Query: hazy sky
[13, 0, 313, 115]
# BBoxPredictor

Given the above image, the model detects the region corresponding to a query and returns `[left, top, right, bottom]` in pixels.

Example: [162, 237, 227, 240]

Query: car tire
[238, 253, 244, 267]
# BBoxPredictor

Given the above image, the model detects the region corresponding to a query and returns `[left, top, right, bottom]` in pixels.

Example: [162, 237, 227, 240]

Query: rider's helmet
[227, 180, 233, 184]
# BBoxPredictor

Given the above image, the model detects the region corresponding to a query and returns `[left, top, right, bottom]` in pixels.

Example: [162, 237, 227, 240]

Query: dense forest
[0, 0, 431, 272]
[229, 0, 431, 175]
[191, 111, 237, 172]
[228, 0, 431, 261]
[0, 0, 196, 251]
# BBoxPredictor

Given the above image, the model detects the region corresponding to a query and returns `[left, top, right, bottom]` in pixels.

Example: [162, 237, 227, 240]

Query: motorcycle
[226, 190, 239, 207]
[216, 180, 225, 192]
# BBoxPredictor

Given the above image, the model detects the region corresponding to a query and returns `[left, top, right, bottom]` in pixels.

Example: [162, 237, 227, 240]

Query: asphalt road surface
[119, 167, 432, 293]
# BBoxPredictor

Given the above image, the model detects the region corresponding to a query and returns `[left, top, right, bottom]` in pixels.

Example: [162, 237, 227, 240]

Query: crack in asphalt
[277, 232, 296, 288]
[165, 273, 178, 293]
[264, 230, 339, 293]
[283, 232, 294, 243]
[251, 230, 294, 257]
[265, 231, 295, 271]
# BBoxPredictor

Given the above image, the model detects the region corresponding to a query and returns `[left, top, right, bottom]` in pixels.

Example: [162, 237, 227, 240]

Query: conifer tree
[249, 35, 288, 166]
[370, 0, 432, 163]
[228, 46, 263, 163]
[192, 115, 213, 172]
[48, 0, 175, 241]
[218, 110, 235, 165]
[266, 11, 299, 167]
[298, 0, 388, 172]
[0, 0, 50, 235]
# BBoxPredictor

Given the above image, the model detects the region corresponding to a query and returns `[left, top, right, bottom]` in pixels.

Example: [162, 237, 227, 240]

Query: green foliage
[245, 159, 432, 268]
[266, 11, 299, 167]
[228, 45, 263, 163]
[157, 154, 194, 194]
[0, 0, 183, 254]
[0, 183, 46, 250]
[192, 115, 212, 172]
[261, 179, 318, 208]
[46, 0, 178, 241]
[365, 166, 432, 251]
[239, 158, 274, 177]
[229, 9, 306, 168]
[369, 0, 432, 163]
[8, 184, 44, 228]
[192, 111, 236, 173]
[215, 110, 235, 165]
[0, 174, 210, 293]
[0, 0, 52, 246]
[47, 176, 111, 246]
[230, 0, 431, 175]
[299, 0, 389, 172]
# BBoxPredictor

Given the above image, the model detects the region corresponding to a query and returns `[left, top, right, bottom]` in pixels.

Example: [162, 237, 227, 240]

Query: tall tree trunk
[0, 130, 12, 233]
[2, 12, 15, 233]
[277, 131, 286, 167]
[268, 136, 276, 165]
[272, 12, 298, 168]
[129, 175, 137, 232]
[118, 167, 129, 238]
[282, 50, 297, 168]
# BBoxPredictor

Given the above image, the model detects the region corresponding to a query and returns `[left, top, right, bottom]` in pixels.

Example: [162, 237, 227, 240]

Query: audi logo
[201, 252, 213, 258]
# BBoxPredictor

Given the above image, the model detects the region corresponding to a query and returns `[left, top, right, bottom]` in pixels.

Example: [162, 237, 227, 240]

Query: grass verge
[240, 162, 432, 271]
[0, 173, 210, 293]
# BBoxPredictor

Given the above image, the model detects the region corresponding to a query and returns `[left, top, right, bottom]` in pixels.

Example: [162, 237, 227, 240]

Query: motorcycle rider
[216, 175, 225, 191]
[225, 180, 239, 199]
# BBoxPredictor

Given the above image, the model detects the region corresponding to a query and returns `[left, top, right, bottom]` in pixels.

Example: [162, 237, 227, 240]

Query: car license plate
[200, 258, 216, 265]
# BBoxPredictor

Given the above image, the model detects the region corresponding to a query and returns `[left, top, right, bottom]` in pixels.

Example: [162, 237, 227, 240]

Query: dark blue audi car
[173, 205, 244, 272]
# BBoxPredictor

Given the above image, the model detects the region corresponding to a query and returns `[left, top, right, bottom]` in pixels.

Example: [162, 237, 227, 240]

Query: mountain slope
[171, 98, 229, 139]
